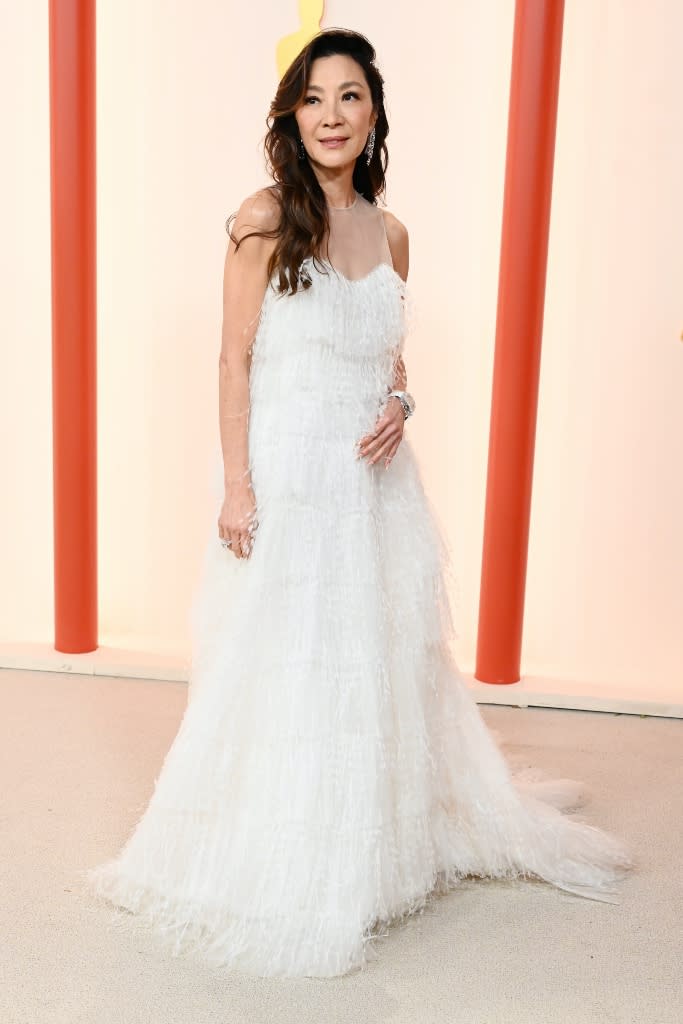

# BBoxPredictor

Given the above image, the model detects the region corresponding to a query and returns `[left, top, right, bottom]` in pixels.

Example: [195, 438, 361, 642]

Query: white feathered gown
[85, 193, 632, 977]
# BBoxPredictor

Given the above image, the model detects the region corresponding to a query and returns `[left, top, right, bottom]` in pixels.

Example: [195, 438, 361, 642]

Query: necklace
[328, 191, 359, 211]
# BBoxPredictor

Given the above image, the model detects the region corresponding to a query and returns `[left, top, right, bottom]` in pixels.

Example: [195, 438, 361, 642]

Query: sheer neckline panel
[323, 193, 394, 282]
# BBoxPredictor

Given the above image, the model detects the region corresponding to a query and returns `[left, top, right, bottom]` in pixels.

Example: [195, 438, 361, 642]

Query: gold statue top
[276, 0, 325, 79]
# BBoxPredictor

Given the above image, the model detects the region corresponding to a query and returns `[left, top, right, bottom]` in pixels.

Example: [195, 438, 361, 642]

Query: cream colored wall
[2, 2, 681, 695]
[1, 3, 53, 646]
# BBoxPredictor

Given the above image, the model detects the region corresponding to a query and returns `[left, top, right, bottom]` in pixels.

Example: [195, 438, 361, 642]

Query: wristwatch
[387, 389, 415, 420]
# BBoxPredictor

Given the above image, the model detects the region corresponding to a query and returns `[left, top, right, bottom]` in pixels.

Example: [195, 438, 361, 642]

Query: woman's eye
[303, 92, 359, 105]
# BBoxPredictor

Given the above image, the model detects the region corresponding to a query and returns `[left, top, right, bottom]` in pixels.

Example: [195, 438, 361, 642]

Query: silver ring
[220, 538, 232, 549]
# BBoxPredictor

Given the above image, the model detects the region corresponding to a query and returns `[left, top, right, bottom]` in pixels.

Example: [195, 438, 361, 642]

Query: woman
[87, 28, 632, 978]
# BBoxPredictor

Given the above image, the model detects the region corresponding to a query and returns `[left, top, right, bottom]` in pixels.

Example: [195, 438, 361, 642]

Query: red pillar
[49, 0, 98, 652]
[475, 0, 565, 683]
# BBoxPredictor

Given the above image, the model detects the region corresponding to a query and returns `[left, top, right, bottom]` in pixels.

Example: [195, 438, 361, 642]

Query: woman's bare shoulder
[381, 208, 409, 279]
[381, 208, 408, 240]
[232, 186, 282, 237]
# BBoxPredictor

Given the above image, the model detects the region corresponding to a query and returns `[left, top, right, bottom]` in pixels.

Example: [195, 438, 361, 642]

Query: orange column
[475, 0, 565, 683]
[49, 0, 98, 652]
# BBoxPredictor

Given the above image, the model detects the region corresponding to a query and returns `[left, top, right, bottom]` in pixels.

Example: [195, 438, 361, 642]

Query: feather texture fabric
[85, 196, 632, 977]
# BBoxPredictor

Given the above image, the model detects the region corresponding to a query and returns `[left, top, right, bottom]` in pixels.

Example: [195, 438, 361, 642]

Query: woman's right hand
[218, 479, 259, 559]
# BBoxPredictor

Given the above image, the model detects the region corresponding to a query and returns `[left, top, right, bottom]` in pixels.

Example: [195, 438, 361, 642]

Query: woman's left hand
[356, 397, 405, 468]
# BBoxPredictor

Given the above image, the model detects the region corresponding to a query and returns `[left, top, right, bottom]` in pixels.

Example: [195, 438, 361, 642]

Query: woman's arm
[357, 211, 411, 468]
[391, 354, 408, 392]
[383, 211, 410, 394]
[218, 189, 278, 556]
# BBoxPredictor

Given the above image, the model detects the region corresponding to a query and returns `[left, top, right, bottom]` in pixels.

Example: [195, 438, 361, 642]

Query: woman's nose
[322, 105, 343, 127]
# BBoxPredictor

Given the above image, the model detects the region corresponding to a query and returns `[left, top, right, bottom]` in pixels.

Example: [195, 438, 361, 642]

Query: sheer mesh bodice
[322, 191, 394, 281]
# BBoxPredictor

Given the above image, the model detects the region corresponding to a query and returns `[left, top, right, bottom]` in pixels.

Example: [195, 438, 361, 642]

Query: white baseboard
[467, 675, 683, 718]
[0, 642, 189, 683]
[0, 642, 680, 719]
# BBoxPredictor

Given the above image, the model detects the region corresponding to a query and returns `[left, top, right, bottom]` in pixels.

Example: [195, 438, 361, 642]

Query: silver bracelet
[387, 389, 415, 420]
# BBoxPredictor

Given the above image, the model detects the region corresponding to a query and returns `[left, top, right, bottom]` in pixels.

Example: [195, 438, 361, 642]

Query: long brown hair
[227, 28, 389, 296]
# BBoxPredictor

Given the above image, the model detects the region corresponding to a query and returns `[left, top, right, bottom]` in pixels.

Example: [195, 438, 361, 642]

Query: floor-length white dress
[85, 190, 632, 978]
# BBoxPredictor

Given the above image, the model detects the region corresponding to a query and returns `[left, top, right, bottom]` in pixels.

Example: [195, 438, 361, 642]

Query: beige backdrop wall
[2, 1, 681, 699]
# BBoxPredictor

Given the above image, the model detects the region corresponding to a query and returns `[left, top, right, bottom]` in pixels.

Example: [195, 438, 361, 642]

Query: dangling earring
[298, 137, 306, 161]
[365, 127, 376, 166]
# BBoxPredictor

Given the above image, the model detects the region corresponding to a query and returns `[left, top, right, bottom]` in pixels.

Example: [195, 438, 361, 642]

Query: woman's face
[295, 54, 377, 171]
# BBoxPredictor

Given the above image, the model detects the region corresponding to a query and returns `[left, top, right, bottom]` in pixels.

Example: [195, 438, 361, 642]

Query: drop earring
[365, 127, 376, 166]
[298, 137, 306, 161]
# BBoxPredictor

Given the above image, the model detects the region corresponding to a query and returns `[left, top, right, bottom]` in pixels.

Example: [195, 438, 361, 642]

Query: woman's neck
[313, 172, 358, 212]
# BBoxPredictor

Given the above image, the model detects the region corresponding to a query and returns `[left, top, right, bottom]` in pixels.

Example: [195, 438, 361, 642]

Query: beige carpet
[2, 668, 680, 1024]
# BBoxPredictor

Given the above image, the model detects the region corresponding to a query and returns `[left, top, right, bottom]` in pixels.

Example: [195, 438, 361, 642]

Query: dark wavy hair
[226, 28, 389, 296]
